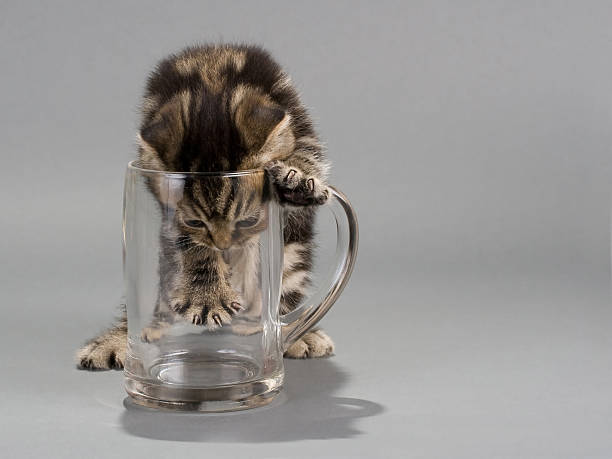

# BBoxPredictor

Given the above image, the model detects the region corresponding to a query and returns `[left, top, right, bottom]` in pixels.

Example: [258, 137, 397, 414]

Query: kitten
[77, 44, 334, 370]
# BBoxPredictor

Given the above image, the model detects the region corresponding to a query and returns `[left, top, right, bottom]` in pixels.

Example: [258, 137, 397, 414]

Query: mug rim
[127, 160, 264, 178]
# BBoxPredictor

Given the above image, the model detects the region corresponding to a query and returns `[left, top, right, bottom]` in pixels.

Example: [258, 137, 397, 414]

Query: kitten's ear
[234, 91, 295, 165]
[138, 95, 186, 170]
[235, 94, 285, 150]
[137, 95, 187, 208]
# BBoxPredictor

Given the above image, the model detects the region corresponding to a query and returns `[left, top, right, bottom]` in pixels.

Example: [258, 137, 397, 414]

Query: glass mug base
[125, 352, 284, 412]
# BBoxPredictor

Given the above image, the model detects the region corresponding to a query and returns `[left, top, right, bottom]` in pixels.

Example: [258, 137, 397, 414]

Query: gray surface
[2, 1, 612, 458]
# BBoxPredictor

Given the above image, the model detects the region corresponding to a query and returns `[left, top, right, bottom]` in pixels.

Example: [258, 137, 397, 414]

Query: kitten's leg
[169, 251, 244, 330]
[280, 239, 335, 358]
[76, 316, 127, 370]
[269, 139, 338, 356]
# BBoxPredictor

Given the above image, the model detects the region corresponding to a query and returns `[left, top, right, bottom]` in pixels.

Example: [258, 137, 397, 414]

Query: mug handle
[281, 186, 359, 350]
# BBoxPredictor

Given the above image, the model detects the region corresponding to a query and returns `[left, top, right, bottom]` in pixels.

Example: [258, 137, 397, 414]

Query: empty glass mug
[122, 162, 358, 411]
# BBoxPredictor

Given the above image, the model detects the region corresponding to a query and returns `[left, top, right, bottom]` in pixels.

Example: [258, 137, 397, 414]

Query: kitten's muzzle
[210, 234, 232, 251]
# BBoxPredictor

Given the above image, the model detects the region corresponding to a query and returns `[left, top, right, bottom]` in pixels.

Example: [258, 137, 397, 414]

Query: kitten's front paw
[266, 162, 329, 206]
[284, 330, 334, 358]
[170, 289, 244, 331]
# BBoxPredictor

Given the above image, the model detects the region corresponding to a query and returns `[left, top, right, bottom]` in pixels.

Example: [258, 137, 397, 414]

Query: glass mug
[122, 162, 358, 411]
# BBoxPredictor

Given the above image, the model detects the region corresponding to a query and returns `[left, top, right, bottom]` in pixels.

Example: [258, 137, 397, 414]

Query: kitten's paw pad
[267, 162, 329, 206]
[284, 330, 335, 359]
[76, 342, 125, 370]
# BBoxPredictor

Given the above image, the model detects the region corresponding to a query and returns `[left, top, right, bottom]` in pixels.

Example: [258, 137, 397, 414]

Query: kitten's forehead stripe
[214, 180, 231, 216]
[245, 190, 256, 211]
[234, 193, 243, 216]
[191, 181, 212, 218]
[222, 185, 234, 218]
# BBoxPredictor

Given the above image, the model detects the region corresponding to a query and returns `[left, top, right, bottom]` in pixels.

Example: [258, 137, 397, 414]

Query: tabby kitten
[77, 44, 334, 370]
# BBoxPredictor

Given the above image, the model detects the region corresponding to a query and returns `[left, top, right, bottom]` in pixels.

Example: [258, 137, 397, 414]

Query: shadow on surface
[120, 358, 384, 442]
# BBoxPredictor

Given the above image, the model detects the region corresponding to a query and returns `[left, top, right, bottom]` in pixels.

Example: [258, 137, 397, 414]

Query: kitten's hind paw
[266, 162, 329, 206]
[284, 329, 334, 359]
[141, 320, 171, 343]
[76, 340, 126, 370]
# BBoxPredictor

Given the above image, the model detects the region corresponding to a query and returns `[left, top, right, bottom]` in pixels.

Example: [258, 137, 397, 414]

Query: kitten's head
[135, 46, 300, 249]
[137, 46, 297, 174]
[174, 172, 269, 251]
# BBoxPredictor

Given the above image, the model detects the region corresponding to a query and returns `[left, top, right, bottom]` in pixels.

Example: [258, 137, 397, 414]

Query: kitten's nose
[211, 233, 231, 250]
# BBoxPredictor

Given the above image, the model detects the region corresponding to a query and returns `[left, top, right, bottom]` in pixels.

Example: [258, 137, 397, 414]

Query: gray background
[2, 1, 612, 457]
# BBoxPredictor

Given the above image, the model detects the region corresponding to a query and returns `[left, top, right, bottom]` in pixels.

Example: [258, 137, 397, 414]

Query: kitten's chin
[195, 241, 228, 252]
[196, 242, 220, 251]
[195, 238, 252, 252]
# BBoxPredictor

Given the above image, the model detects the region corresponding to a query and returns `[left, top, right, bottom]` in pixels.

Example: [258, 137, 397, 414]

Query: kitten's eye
[236, 216, 259, 228]
[185, 219, 206, 228]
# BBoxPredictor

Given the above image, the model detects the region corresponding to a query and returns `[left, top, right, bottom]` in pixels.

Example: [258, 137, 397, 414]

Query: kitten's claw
[170, 291, 245, 330]
[286, 169, 297, 182]
[228, 302, 243, 314]
[213, 314, 222, 326]
[266, 161, 329, 206]
[172, 287, 243, 330]
[206, 308, 233, 330]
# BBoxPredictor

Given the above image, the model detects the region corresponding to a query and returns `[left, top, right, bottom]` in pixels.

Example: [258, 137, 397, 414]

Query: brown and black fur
[77, 44, 334, 370]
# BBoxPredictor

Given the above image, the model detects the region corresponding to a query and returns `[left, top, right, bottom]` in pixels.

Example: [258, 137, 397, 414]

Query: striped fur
[77, 44, 333, 370]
